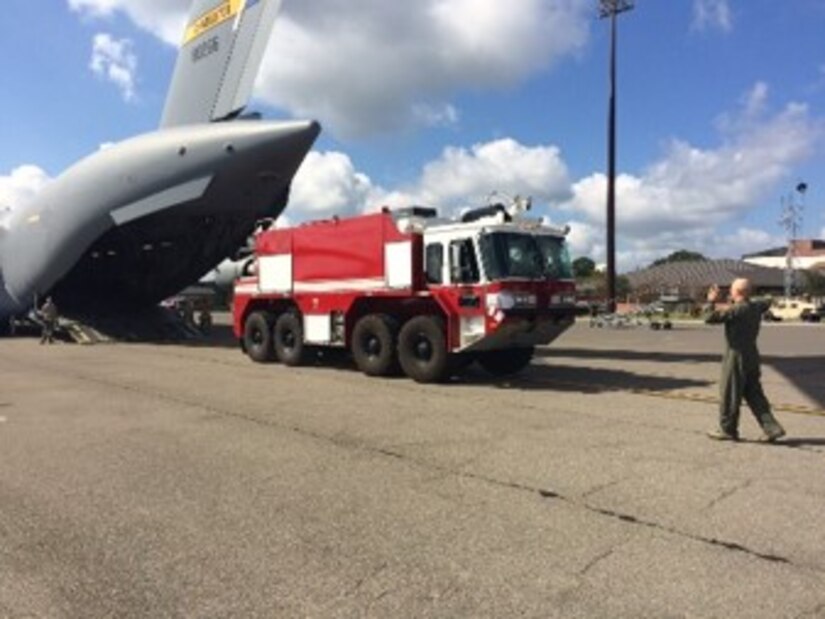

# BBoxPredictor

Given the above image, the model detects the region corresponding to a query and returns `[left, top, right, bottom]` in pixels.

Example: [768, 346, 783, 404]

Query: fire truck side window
[425, 243, 444, 284]
[449, 239, 480, 284]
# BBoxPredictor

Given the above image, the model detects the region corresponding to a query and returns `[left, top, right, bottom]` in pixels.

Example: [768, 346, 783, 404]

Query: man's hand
[707, 284, 720, 303]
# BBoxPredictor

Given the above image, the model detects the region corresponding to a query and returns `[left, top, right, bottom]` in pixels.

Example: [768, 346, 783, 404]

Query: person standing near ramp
[705, 278, 786, 442]
[39, 296, 59, 345]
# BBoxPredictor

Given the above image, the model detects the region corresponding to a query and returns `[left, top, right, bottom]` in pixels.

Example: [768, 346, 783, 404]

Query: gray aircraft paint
[0, 0, 320, 319]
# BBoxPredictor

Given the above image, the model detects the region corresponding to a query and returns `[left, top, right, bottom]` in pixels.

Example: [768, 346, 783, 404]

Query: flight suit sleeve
[704, 302, 748, 324]
[752, 299, 771, 316]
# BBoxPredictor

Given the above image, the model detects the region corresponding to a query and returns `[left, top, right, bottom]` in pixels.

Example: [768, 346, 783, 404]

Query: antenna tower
[779, 182, 807, 298]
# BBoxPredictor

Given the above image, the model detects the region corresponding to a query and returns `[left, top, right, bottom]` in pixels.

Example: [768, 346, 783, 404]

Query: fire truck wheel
[274, 312, 305, 366]
[243, 311, 275, 363]
[352, 314, 399, 376]
[398, 315, 449, 383]
[477, 347, 534, 376]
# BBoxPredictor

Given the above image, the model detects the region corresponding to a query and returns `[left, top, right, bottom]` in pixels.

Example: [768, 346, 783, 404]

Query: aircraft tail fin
[161, 0, 282, 128]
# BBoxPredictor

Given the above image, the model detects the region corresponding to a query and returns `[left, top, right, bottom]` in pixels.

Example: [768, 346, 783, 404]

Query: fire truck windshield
[479, 232, 573, 281]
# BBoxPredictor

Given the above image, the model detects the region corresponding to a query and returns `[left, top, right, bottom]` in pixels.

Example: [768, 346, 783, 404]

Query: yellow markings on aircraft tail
[183, 0, 247, 45]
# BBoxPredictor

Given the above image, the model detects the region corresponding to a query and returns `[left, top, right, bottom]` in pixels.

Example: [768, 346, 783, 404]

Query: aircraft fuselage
[0, 119, 319, 316]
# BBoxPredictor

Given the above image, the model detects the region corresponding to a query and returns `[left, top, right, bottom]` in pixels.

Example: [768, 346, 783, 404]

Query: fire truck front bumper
[464, 308, 576, 352]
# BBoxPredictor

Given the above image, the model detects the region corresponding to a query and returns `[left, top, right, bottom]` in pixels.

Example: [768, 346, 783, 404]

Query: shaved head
[730, 278, 752, 301]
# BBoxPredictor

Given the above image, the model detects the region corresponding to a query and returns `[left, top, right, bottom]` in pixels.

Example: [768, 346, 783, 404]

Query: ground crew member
[589, 303, 599, 327]
[181, 298, 195, 326]
[198, 308, 212, 334]
[39, 296, 59, 345]
[705, 278, 785, 442]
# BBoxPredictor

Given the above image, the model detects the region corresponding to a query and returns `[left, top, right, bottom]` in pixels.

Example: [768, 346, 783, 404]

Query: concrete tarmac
[1, 319, 824, 617]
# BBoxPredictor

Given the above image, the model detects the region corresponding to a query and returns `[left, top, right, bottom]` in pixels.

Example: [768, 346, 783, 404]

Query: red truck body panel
[256, 213, 413, 284]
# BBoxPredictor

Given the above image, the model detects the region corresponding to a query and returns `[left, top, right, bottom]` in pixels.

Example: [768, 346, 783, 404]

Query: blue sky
[1, 0, 824, 270]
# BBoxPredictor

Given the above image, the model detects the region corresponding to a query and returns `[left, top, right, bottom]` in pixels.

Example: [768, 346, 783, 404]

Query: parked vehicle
[764, 298, 818, 322]
[800, 307, 823, 323]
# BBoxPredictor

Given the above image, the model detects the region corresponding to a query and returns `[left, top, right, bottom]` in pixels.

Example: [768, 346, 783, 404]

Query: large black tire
[351, 314, 399, 376]
[398, 316, 449, 383]
[273, 312, 305, 366]
[476, 347, 534, 377]
[243, 311, 275, 363]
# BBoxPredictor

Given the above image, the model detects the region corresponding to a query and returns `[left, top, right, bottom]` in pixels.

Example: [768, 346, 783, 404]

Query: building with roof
[625, 259, 785, 303]
[742, 239, 825, 270]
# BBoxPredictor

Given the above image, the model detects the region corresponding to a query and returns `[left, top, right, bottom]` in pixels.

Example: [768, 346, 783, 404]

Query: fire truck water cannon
[232, 201, 577, 383]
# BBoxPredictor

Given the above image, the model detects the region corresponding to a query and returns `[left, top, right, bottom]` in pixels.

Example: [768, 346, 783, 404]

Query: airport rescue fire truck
[232, 199, 577, 382]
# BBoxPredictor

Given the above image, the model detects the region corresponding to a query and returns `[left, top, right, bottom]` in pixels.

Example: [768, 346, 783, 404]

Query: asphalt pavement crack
[578, 503, 792, 566]
[581, 479, 624, 499]
[347, 561, 388, 597]
[578, 548, 616, 576]
[703, 479, 754, 512]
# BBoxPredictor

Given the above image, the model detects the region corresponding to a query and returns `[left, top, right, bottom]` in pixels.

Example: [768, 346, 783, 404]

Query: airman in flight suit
[705, 278, 785, 442]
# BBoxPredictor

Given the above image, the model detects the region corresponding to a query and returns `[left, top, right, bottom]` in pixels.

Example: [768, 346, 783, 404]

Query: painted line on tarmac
[540, 378, 825, 418]
[634, 389, 825, 418]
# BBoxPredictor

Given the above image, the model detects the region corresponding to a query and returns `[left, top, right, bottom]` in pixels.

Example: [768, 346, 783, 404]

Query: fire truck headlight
[487, 292, 516, 311]
[460, 316, 486, 347]
[515, 293, 537, 308]
[487, 291, 537, 310]
[550, 294, 576, 305]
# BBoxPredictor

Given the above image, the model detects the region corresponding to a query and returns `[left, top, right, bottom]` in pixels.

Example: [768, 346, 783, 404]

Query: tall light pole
[599, 0, 633, 313]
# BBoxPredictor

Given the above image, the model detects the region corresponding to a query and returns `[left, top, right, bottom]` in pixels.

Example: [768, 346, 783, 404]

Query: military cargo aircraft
[0, 0, 319, 325]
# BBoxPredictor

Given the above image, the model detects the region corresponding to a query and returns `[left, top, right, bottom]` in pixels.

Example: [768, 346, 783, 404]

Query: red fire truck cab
[232, 202, 576, 382]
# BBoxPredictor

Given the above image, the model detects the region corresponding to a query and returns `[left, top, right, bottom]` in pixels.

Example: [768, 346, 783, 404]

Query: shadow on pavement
[536, 347, 714, 363]
[539, 347, 825, 409]
[776, 437, 825, 448]
[460, 362, 711, 394]
[195, 340, 711, 394]
[183, 324, 237, 349]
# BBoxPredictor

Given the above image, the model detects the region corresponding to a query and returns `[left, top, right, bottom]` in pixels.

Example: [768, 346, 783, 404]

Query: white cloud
[720, 227, 784, 255]
[259, 0, 591, 136]
[69, 0, 188, 46]
[634, 228, 784, 271]
[412, 104, 460, 129]
[0, 166, 52, 214]
[692, 0, 733, 33]
[290, 151, 375, 219]
[742, 81, 768, 118]
[568, 225, 787, 273]
[411, 139, 572, 208]
[565, 220, 604, 261]
[68, 0, 592, 137]
[90, 33, 139, 101]
[289, 138, 572, 221]
[563, 84, 823, 267]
